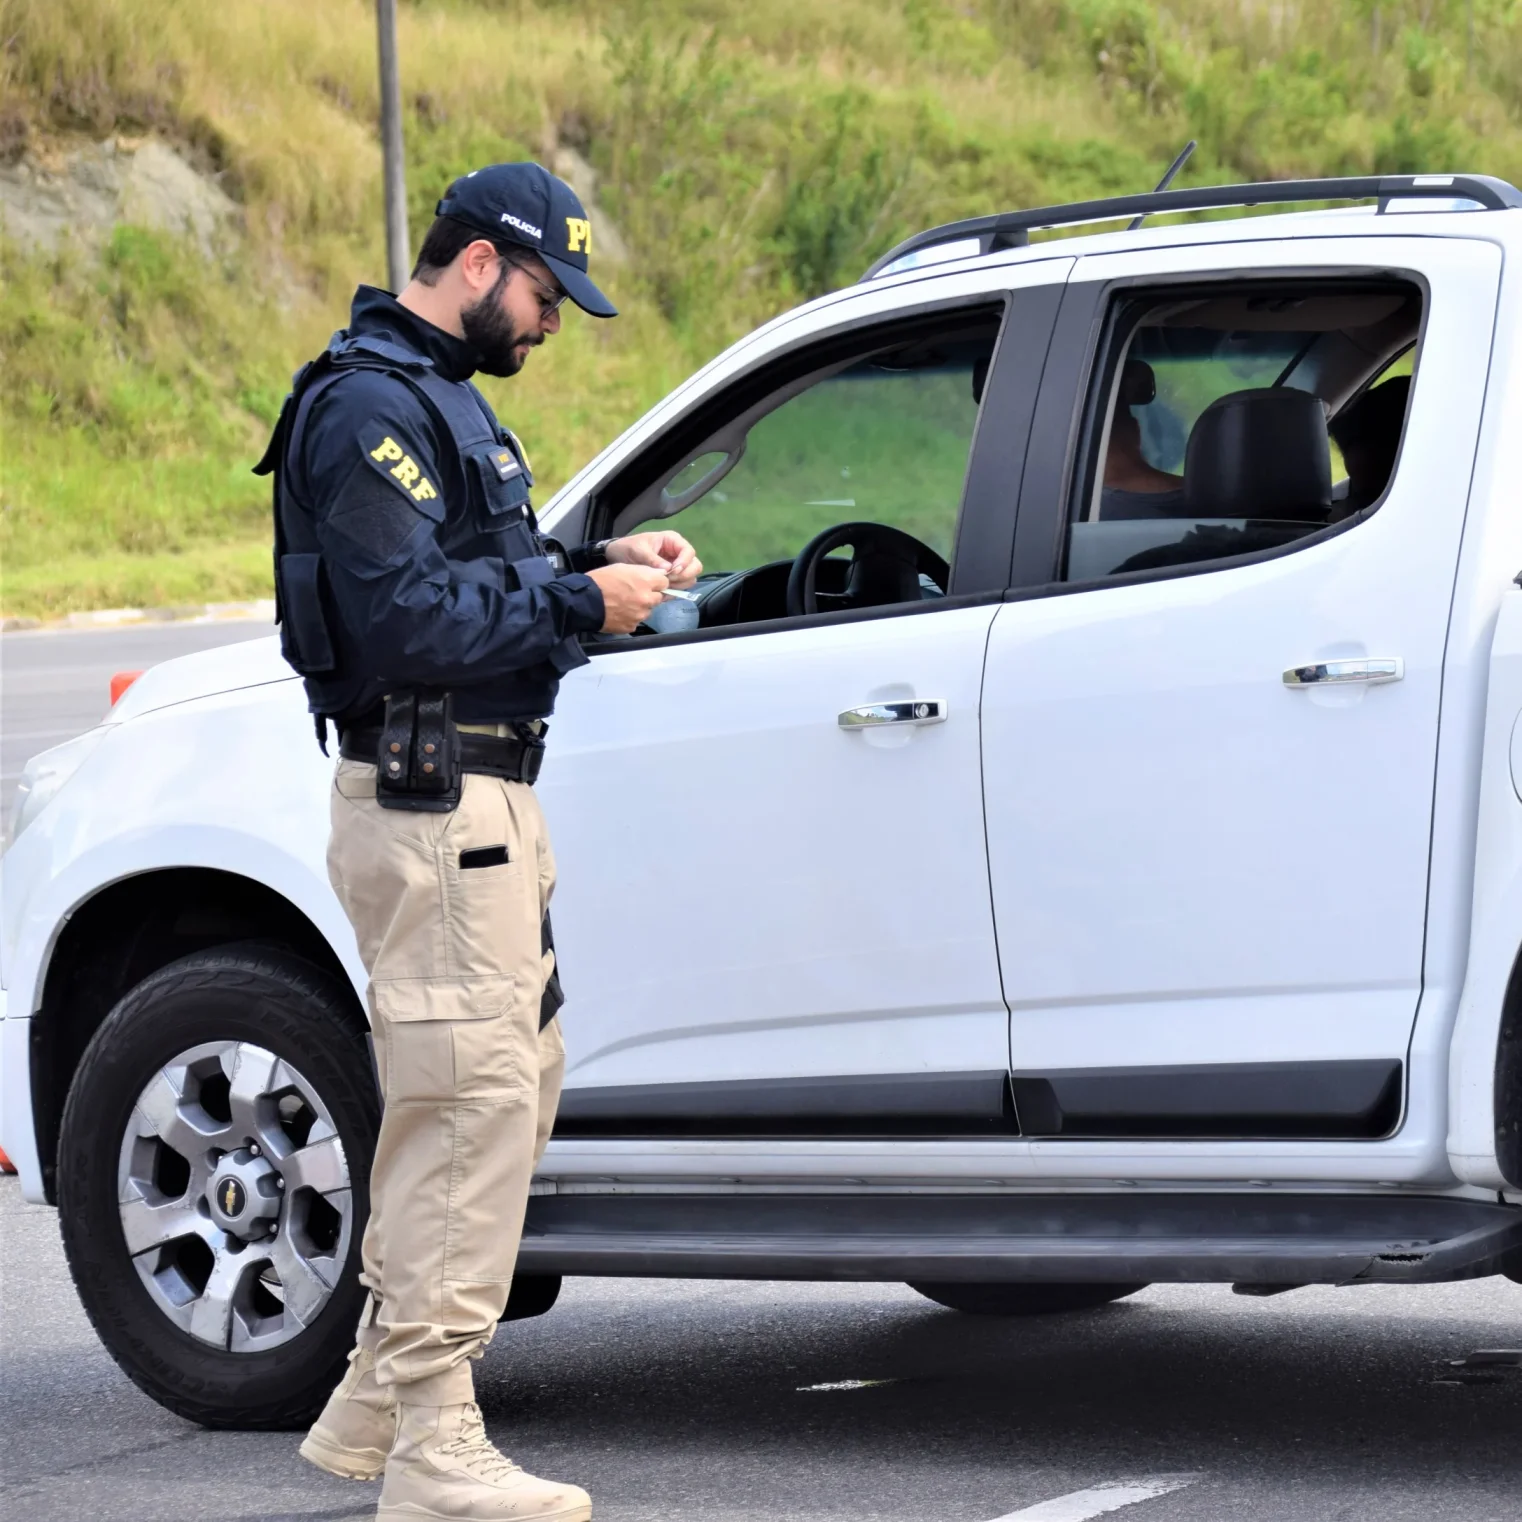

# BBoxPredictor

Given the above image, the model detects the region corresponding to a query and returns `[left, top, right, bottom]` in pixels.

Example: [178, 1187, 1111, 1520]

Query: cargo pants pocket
[370, 983, 539, 1287]
[370, 977, 522, 1096]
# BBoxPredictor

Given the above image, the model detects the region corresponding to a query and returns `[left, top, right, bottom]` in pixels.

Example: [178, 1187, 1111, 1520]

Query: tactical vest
[255, 331, 585, 737]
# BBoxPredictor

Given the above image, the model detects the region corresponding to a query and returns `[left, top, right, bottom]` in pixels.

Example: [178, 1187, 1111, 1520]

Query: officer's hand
[587, 563, 670, 634]
[605, 531, 703, 589]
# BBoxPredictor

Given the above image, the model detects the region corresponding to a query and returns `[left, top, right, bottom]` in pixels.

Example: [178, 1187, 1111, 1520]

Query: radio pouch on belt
[375, 691, 462, 813]
[540, 912, 565, 1031]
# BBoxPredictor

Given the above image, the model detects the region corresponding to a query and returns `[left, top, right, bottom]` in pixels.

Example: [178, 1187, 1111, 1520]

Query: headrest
[1183, 388, 1332, 522]
[1119, 358, 1156, 407]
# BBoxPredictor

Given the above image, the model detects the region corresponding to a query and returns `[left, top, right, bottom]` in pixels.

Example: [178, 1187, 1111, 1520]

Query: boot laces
[437, 1404, 522, 1482]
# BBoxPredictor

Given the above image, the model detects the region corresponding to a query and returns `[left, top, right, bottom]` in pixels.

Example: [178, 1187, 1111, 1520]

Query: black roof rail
[861, 173, 1522, 281]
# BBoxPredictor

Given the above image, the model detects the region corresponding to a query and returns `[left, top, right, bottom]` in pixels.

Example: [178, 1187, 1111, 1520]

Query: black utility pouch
[512, 718, 549, 785]
[375, 691, 462, 813]
[539, 911, 565, 1031]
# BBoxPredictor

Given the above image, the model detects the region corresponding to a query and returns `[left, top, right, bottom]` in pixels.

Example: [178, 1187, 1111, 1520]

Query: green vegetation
[1, 0, 1518, 616]
[630, 359, 983, 573]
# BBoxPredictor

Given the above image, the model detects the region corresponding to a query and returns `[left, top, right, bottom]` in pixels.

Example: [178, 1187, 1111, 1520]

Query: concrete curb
[1, 599, 276, 634]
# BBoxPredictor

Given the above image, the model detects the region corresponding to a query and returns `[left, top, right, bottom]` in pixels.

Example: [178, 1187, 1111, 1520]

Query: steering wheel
[785, 521, 950, 618]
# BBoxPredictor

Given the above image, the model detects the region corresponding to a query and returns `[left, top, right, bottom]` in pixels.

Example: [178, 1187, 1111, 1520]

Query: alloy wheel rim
[116, 1040, 353, 1352]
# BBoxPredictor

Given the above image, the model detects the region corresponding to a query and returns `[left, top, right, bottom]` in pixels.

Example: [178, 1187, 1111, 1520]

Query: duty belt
[339, 724, 545, 785]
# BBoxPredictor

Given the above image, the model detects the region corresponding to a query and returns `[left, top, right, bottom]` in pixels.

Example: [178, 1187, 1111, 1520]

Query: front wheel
[908, 1281, 1148, 1315]
[58, 944, 379, 1429]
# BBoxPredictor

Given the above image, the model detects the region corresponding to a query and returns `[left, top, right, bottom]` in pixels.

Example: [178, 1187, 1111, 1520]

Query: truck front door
[539, 272, 1065, 1153]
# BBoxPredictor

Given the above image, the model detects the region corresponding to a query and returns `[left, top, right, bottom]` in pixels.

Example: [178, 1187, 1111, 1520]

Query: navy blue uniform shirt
[293, 287, 606, 725]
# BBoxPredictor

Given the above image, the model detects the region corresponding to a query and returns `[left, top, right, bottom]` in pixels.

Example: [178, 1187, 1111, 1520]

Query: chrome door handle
[1283, 658, 1404, 687]
[838, 699, 947, 728]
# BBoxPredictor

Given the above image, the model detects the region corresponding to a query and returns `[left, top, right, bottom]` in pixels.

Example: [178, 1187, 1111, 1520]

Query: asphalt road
[2, 1176, 1520, 1522]
[0, 620, 274, 836]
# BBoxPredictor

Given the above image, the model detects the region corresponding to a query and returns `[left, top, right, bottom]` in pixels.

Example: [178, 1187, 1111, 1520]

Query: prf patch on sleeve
[366, 435, 439, 503]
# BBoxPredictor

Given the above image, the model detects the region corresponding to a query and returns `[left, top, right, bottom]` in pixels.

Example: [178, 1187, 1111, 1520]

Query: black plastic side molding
[554, 1060, 1404, 1142]
[554, 1070, 1019, 1139]
[1010, 1060, 1402, 1140]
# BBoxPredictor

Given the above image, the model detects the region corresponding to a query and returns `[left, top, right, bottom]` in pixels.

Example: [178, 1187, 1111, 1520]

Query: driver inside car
[1100, 359, 1185, 519]
[1329, 374, 1411, 522]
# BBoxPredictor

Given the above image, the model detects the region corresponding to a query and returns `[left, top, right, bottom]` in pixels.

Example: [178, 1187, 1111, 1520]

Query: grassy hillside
[1, 0, 1519, 616]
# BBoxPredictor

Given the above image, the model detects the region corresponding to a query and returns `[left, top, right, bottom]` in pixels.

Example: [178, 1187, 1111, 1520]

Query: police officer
[257, 163, 700, 1522]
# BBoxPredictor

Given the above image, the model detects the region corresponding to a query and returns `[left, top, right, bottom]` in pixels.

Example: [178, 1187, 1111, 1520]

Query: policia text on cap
[256, 162, 700, 1522]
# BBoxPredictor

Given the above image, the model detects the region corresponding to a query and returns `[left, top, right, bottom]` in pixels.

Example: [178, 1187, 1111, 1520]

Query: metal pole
[376, 0, 409, 292]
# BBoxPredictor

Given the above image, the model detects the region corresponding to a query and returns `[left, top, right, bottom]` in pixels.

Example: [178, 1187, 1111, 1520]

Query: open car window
[606, 313, 1001, 633]
[1064, 281, 1422, 585]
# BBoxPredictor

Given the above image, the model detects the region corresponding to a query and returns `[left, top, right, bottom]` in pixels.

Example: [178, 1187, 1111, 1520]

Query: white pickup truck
[4, 173, 1521, 1430]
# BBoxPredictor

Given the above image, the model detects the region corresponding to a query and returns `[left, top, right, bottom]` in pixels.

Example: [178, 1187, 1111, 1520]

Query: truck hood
[109, 633, 298, 723]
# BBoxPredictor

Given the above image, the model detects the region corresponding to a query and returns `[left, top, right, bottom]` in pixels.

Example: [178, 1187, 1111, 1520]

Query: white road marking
[795, 1378, 896, 1392]
[985, 1474, 1202, 1521]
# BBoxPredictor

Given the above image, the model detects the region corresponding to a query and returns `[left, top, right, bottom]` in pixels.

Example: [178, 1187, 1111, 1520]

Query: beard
[460, 264, 538, 377]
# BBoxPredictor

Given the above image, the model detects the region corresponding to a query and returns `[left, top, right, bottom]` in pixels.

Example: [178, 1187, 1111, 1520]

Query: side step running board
[519, 1192, 1522, 1287]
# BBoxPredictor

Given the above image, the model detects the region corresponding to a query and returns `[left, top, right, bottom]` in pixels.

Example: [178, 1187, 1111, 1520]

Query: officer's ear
[458, 238, 502, 295]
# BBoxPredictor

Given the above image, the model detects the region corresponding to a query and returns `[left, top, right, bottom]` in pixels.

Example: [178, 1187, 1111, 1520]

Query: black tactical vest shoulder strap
[333, 333, 501, 449]
[259, 330, 509, 509]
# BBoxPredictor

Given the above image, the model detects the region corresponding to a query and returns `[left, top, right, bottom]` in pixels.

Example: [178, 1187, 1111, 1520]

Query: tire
[58, 943, 379, 1429]
[907, 1281, 1148, 1315]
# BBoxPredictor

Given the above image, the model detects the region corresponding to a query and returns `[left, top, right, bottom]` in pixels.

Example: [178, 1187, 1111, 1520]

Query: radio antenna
[1128, 140, 1198, 230]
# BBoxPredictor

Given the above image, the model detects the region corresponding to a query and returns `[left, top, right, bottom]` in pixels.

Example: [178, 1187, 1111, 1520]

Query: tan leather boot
[376, 1402, 591, 1521]
[299, 1328, 396, 1481]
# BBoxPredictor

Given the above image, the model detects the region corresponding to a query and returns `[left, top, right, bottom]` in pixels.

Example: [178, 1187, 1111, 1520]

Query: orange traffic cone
[0, 1147, 16, 1175]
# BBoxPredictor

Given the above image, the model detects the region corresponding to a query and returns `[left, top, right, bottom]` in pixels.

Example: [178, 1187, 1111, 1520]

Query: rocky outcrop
[0, 138, 239, 254]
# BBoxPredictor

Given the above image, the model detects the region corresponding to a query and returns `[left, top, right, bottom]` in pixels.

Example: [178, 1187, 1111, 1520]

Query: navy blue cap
[436, 162, 617, 318]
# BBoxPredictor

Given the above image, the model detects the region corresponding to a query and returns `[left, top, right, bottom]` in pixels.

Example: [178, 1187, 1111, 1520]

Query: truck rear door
[979, 235, 1501, 1152]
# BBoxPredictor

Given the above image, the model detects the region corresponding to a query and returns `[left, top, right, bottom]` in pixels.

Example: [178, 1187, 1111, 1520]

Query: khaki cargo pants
[327, 759, 565, 1405]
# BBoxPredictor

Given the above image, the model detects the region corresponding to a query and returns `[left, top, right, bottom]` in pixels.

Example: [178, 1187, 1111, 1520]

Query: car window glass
[1064, 284, 1421, 584]
[628, 339, 992, 578]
